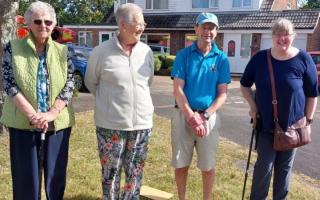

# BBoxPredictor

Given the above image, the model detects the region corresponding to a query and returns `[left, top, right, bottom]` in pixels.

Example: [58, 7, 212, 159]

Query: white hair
[24, 1, 57, 26]
[115, 3, 143, 25]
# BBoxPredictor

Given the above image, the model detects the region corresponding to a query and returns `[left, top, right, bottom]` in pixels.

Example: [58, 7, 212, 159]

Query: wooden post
[140, 185, 173, 200]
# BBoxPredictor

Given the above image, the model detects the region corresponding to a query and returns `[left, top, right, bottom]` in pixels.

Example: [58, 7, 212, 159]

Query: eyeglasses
[33, 19, 53, 26]
[273, 33, 295, 38]
[129, 22, 147, 29]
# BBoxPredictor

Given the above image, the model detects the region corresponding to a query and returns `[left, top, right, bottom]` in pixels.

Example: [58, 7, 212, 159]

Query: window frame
[78, 31, 93, 47]
[145, 0, 169, 10]
[232, 0, 251, 8]
[192, 0, 219, 8]
[120, 0, 134, 5]
[240, 33, 251, 58]
[99, 31, 115, 44]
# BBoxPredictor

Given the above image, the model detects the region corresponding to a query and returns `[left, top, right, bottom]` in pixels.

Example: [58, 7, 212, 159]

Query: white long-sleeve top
[85, 36, 154, 131]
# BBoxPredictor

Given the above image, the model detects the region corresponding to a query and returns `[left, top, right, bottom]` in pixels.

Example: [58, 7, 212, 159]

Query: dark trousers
[9, 127, 71, 200]
[250, 132, 296, 200]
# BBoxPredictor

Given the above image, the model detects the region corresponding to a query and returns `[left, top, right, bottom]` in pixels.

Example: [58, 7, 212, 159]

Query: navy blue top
[240, 49, 318, 132]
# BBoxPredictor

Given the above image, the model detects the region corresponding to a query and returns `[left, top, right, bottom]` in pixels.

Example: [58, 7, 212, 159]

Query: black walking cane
[38, 132, 45, 200]
[241, 117, 257, 200]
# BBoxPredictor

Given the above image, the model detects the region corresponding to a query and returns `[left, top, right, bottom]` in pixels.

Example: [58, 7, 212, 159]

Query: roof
[105, 10, 320, 30]
[260, 0, 274, 11]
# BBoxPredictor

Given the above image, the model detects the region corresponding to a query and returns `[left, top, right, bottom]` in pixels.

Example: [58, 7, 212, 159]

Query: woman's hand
[249, 105, 258, 119]
[30, 113, 49, 132]
[37, 110, 60, 123]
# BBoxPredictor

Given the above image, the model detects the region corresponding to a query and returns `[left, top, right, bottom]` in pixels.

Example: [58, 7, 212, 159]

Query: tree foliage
[0, 0, 20, 133]
[18, 0, 113, 25]
[301, 0, 320, 9]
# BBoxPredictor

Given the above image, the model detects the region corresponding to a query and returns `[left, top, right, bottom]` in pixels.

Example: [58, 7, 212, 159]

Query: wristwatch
[203, 111, 210, 120]
[306, 118, 313, 125]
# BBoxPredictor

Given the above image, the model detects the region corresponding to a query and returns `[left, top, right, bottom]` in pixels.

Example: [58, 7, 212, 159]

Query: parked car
[308, 51, 320, 92]
[67, 43, 92, 92]
[149, 44, 170, 55]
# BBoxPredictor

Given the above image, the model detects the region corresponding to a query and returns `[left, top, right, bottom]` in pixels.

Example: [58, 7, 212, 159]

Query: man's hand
[187, 112, 204, 129]
[193, 123, 207, 138]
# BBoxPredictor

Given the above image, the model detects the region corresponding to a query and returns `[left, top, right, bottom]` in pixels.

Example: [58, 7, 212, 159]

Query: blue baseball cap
[196, 12, 219, 28]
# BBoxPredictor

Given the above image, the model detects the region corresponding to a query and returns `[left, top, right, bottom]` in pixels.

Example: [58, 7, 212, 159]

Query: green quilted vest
[0, 35, 75, 131]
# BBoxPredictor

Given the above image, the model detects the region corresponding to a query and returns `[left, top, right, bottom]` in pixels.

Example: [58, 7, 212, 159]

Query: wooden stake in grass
[140, 185, 173, 200]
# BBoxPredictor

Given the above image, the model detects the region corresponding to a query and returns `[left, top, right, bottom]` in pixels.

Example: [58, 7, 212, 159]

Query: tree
[300, 0, 320, 9]
[0, 0, 20, 134]
[18, 0, 113, 25]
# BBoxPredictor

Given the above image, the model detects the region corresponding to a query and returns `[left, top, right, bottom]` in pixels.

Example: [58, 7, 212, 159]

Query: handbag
[267, 49, 311, 151]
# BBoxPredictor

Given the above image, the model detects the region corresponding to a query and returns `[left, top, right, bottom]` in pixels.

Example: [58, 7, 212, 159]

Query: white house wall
[115, 0, 262, 13]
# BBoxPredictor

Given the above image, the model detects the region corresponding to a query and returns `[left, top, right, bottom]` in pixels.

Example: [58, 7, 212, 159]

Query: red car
[309, 51, 320, 92]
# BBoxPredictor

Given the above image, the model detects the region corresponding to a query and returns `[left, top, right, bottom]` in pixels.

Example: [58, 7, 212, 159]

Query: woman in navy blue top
[240, 18, 318, 200]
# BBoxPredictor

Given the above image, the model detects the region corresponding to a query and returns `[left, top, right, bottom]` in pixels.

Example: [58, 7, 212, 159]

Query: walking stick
[38, 132, 45, 200]
[241, 118, 256, 200]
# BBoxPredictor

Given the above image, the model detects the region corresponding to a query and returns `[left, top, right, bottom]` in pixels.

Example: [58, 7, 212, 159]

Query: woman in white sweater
[85, 3, 154, 200]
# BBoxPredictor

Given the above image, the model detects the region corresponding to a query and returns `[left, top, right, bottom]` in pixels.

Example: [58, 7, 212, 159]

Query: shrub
[162, 55, 176, 69]
[154, 55, 162, 73]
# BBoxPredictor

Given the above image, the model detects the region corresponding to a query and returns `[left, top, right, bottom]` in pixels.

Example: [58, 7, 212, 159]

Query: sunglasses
[33, 19, 53, 26]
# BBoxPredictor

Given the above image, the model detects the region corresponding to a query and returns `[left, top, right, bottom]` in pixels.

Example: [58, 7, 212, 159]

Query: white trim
[64, 25, 118, 29]
[144, 32, 171, 35]
[64, 25, 315, 34]
[220, 29, 314, 34]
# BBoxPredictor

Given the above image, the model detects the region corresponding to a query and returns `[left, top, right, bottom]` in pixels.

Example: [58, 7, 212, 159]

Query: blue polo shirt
[171, 42, 231, 110]
[240, 49, 318, 131]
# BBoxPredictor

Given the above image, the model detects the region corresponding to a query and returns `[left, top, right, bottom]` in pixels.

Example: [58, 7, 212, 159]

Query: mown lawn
[0, 111, 319, 199]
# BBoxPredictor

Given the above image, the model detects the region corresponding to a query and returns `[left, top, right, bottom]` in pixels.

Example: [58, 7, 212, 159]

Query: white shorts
[171, 108, 220, 171]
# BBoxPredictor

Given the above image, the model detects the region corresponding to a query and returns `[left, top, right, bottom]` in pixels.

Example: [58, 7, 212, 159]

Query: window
[146, 0, 168, 9]
[311, 54, 320, 64]
[185, 34, 197, 47]
[144, 33, 170, 54]
[192, 0, 218, 8]
[240, 34, 251, 58]
[140, 34, 147, 43]
[78, 31, 93, 47]
[99, 32, 115, 44]
[228, 40, 235, 57]
[233, 0, 251, 7]
[120, 0, 134, 4]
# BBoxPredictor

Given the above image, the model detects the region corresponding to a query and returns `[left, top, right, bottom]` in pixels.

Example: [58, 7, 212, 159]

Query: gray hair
[272, 18, 295, 35]
[115, 3, 143, 25]
[24, 1, 57, 26]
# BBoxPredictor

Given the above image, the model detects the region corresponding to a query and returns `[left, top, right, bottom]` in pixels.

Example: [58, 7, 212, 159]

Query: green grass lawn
[1, 111, 319, 199]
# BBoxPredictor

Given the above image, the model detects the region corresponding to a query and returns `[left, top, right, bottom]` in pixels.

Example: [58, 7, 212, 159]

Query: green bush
[154, 54, 176, 75]
[163, 55, 175, 69]
[154, 55, 162, 72]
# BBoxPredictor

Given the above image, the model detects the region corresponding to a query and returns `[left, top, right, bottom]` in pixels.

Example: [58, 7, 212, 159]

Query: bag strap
[267, 49, 279, 122]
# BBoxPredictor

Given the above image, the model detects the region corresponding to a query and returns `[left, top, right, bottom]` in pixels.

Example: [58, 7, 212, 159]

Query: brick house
[64, 0, 320, 73]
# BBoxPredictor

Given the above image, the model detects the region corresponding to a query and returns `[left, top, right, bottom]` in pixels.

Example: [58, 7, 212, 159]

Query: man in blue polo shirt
[171, 12, 231, 200]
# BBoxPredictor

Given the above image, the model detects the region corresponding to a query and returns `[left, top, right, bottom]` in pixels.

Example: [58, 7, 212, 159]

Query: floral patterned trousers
[96, 127, 152, 200]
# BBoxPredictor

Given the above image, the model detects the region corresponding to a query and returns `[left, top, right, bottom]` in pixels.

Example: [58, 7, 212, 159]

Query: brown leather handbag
[267, 49, 311, 151]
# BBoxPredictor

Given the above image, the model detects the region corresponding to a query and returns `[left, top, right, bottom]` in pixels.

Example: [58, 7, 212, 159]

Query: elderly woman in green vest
[0, 1, 75, 199]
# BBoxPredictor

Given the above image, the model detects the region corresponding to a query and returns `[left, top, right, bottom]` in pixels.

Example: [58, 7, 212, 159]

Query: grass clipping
[0, 111, 319, 200]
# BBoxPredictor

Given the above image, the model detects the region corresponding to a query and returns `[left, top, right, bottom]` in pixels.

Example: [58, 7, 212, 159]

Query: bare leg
[175, 167, 189, 200]
[202, 169, 215, 200]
